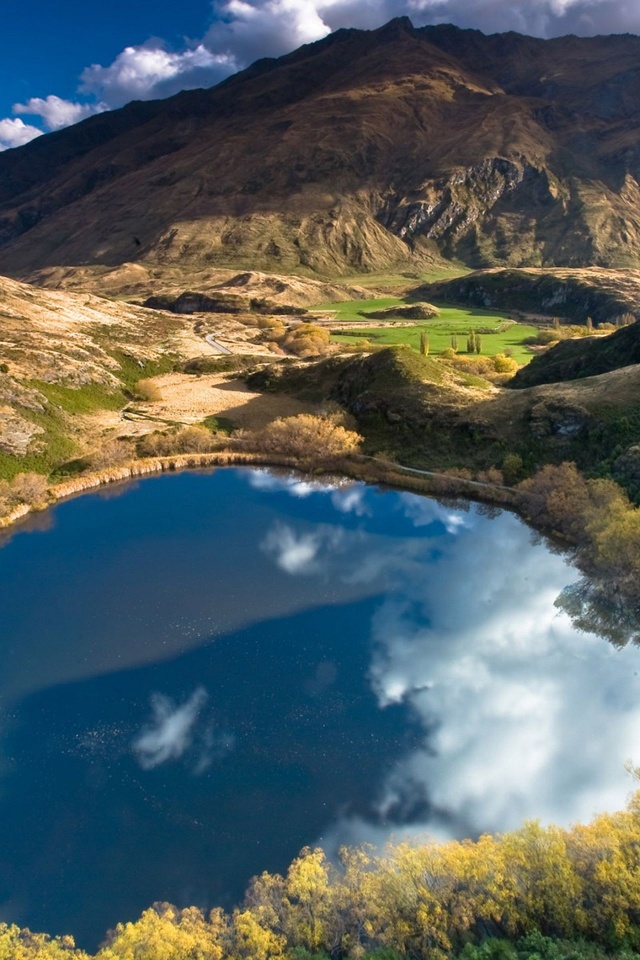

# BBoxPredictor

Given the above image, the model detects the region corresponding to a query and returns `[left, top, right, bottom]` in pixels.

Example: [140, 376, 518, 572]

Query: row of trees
[6, 793, 640, 959]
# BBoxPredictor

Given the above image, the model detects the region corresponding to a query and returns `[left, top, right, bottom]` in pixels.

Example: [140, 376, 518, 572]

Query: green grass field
[319, 297, 539, 364]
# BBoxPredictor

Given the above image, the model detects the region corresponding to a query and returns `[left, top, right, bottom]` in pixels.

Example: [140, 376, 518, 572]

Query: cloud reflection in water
[253, 471, 640, 842]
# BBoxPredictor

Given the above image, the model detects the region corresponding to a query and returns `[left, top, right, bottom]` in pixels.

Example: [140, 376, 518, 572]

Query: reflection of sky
[2, 467, 640, 945]
[252, 470, 640, 843]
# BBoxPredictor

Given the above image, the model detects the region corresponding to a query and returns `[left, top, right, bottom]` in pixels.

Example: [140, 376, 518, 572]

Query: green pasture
[320, 298, 539, 364]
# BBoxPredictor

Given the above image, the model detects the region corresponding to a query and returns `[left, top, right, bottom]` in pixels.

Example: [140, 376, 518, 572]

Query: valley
[3, 12, 640, 960]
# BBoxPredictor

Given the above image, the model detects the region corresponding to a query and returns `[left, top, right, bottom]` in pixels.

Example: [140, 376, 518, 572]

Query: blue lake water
[1, 467, 640, 949]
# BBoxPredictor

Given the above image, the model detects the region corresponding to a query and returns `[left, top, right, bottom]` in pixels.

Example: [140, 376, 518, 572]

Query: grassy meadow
[320, 297, 539, 364]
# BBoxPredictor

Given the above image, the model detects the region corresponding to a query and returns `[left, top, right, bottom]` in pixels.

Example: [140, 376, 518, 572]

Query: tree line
[6, 792, 640, 959]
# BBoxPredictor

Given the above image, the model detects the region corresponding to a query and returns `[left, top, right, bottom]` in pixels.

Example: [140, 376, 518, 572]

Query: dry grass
[133, 371, 316, 430]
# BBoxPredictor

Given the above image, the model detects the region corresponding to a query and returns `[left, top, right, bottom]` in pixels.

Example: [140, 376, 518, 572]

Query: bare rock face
[0, 410, 44, 456]
[2, 21, 640, 275]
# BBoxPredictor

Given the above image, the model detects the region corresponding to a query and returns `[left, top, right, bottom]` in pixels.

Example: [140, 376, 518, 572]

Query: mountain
[3, 19, 640, 277]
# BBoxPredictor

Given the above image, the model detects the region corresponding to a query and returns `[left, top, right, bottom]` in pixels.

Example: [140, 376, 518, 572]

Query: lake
[1, 467, 639, 949]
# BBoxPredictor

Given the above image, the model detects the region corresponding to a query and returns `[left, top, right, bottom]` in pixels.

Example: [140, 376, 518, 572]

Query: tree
[419, 332, 430, 356]
[474, 334, 482, 355]
[450, 333, 458, 352]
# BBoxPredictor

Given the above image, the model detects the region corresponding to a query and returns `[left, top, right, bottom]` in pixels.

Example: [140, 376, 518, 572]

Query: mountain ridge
[3, 20, 640, 276]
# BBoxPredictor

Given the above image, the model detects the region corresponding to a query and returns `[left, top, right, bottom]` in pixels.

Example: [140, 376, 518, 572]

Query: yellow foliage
[232, 909, 286, 960]
[0, 923, 89, 959]
[10, 793, 640, 959]
[96, 903, 224, 960]
[248, 414, 362, 458]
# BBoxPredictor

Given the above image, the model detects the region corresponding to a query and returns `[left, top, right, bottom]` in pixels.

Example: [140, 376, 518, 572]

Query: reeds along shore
[0, 450, 519, 532]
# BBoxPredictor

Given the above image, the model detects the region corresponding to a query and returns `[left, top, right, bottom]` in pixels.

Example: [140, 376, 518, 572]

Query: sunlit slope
[2, 21, 640, 274]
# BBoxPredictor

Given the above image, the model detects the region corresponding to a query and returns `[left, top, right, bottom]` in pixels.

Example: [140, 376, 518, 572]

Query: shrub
[493, 353, 518, 374]
[245, 414, 362, 459]
[8, 472, 49, 505]
[0, 472, 49, 515]
[502, 453, 525, 485]
[134, 378, 163, 402]
[283, 325, 331, 358]
[137, 426, 218, 457]
[88, 439, 134, 470]
[476, 467, 504, 485]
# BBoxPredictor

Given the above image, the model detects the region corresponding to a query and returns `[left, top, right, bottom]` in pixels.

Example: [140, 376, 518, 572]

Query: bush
[283, 324, 331, 358]
[0, 472, 49, 515]
[245, 414, 362, 458]
[88, 439, 134, 470]
[502, 453, 525, 485]
[137, 426, 219, 457]
[476, 467, 504, 485]
[493, 353, 518, 374]
[134, 378, 163, 402]
[8, 472, 49, 505]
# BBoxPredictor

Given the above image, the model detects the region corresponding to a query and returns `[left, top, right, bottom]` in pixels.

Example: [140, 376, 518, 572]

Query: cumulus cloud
[0, 117, 43, 151]
[247, 468, 336, 498]
[133, 687, 209, 770]
[13, 95, 105, 131]
[79, 42, 237, 109]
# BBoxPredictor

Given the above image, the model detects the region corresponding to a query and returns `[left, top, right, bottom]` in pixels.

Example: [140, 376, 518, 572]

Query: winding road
[205, 334, 232, 355]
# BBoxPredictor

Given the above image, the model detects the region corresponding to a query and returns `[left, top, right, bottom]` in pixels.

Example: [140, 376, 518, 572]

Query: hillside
[511, 319, 640, 387]
[0, 274, 308, 476]
[251, 345, 640, 488]
[422, 267, 640, 324]
[3, 21, 640, 276]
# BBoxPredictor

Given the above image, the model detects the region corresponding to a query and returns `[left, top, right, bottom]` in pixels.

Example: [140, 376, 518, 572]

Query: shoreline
[0, 448, 521, 534]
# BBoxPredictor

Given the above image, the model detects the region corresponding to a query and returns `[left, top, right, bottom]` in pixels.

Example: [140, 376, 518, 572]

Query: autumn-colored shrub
[134, 378, 163, 402]
[283, 324, 331, 358]
[244, 414, 362, 459]
[137, 426, 219, 457]
[88, 439, 134, 470]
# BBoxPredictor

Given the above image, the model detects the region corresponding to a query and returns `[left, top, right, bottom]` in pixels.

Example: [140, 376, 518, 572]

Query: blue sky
[0, 0, 637, 150]
[0, 1, 212, 112]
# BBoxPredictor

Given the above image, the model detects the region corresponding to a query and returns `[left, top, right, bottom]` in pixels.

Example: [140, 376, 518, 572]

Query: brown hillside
[3, 21, 640, 276]
[423, 267, 640, 323]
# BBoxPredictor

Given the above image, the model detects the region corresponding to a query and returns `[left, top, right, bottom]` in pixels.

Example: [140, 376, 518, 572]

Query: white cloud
[13, 95, 105, 131]
[262, 522, 329, 574]
[79, 42, 237, 109]
[331, 509, 640, 846]
[133, 687, 208, 770]
[0, 117, 43, 152]
[247, 468, 339, 498]
[331, 486, 371, 516]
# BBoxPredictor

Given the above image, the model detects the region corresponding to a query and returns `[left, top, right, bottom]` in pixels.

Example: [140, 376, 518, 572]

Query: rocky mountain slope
[3, 20, 640, 277]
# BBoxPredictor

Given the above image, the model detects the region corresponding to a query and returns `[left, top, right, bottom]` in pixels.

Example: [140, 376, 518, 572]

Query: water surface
[1, 468, 639, 948]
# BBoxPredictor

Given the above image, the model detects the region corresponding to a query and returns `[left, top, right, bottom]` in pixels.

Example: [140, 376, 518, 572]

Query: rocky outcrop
[143, 291, 306, 316]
